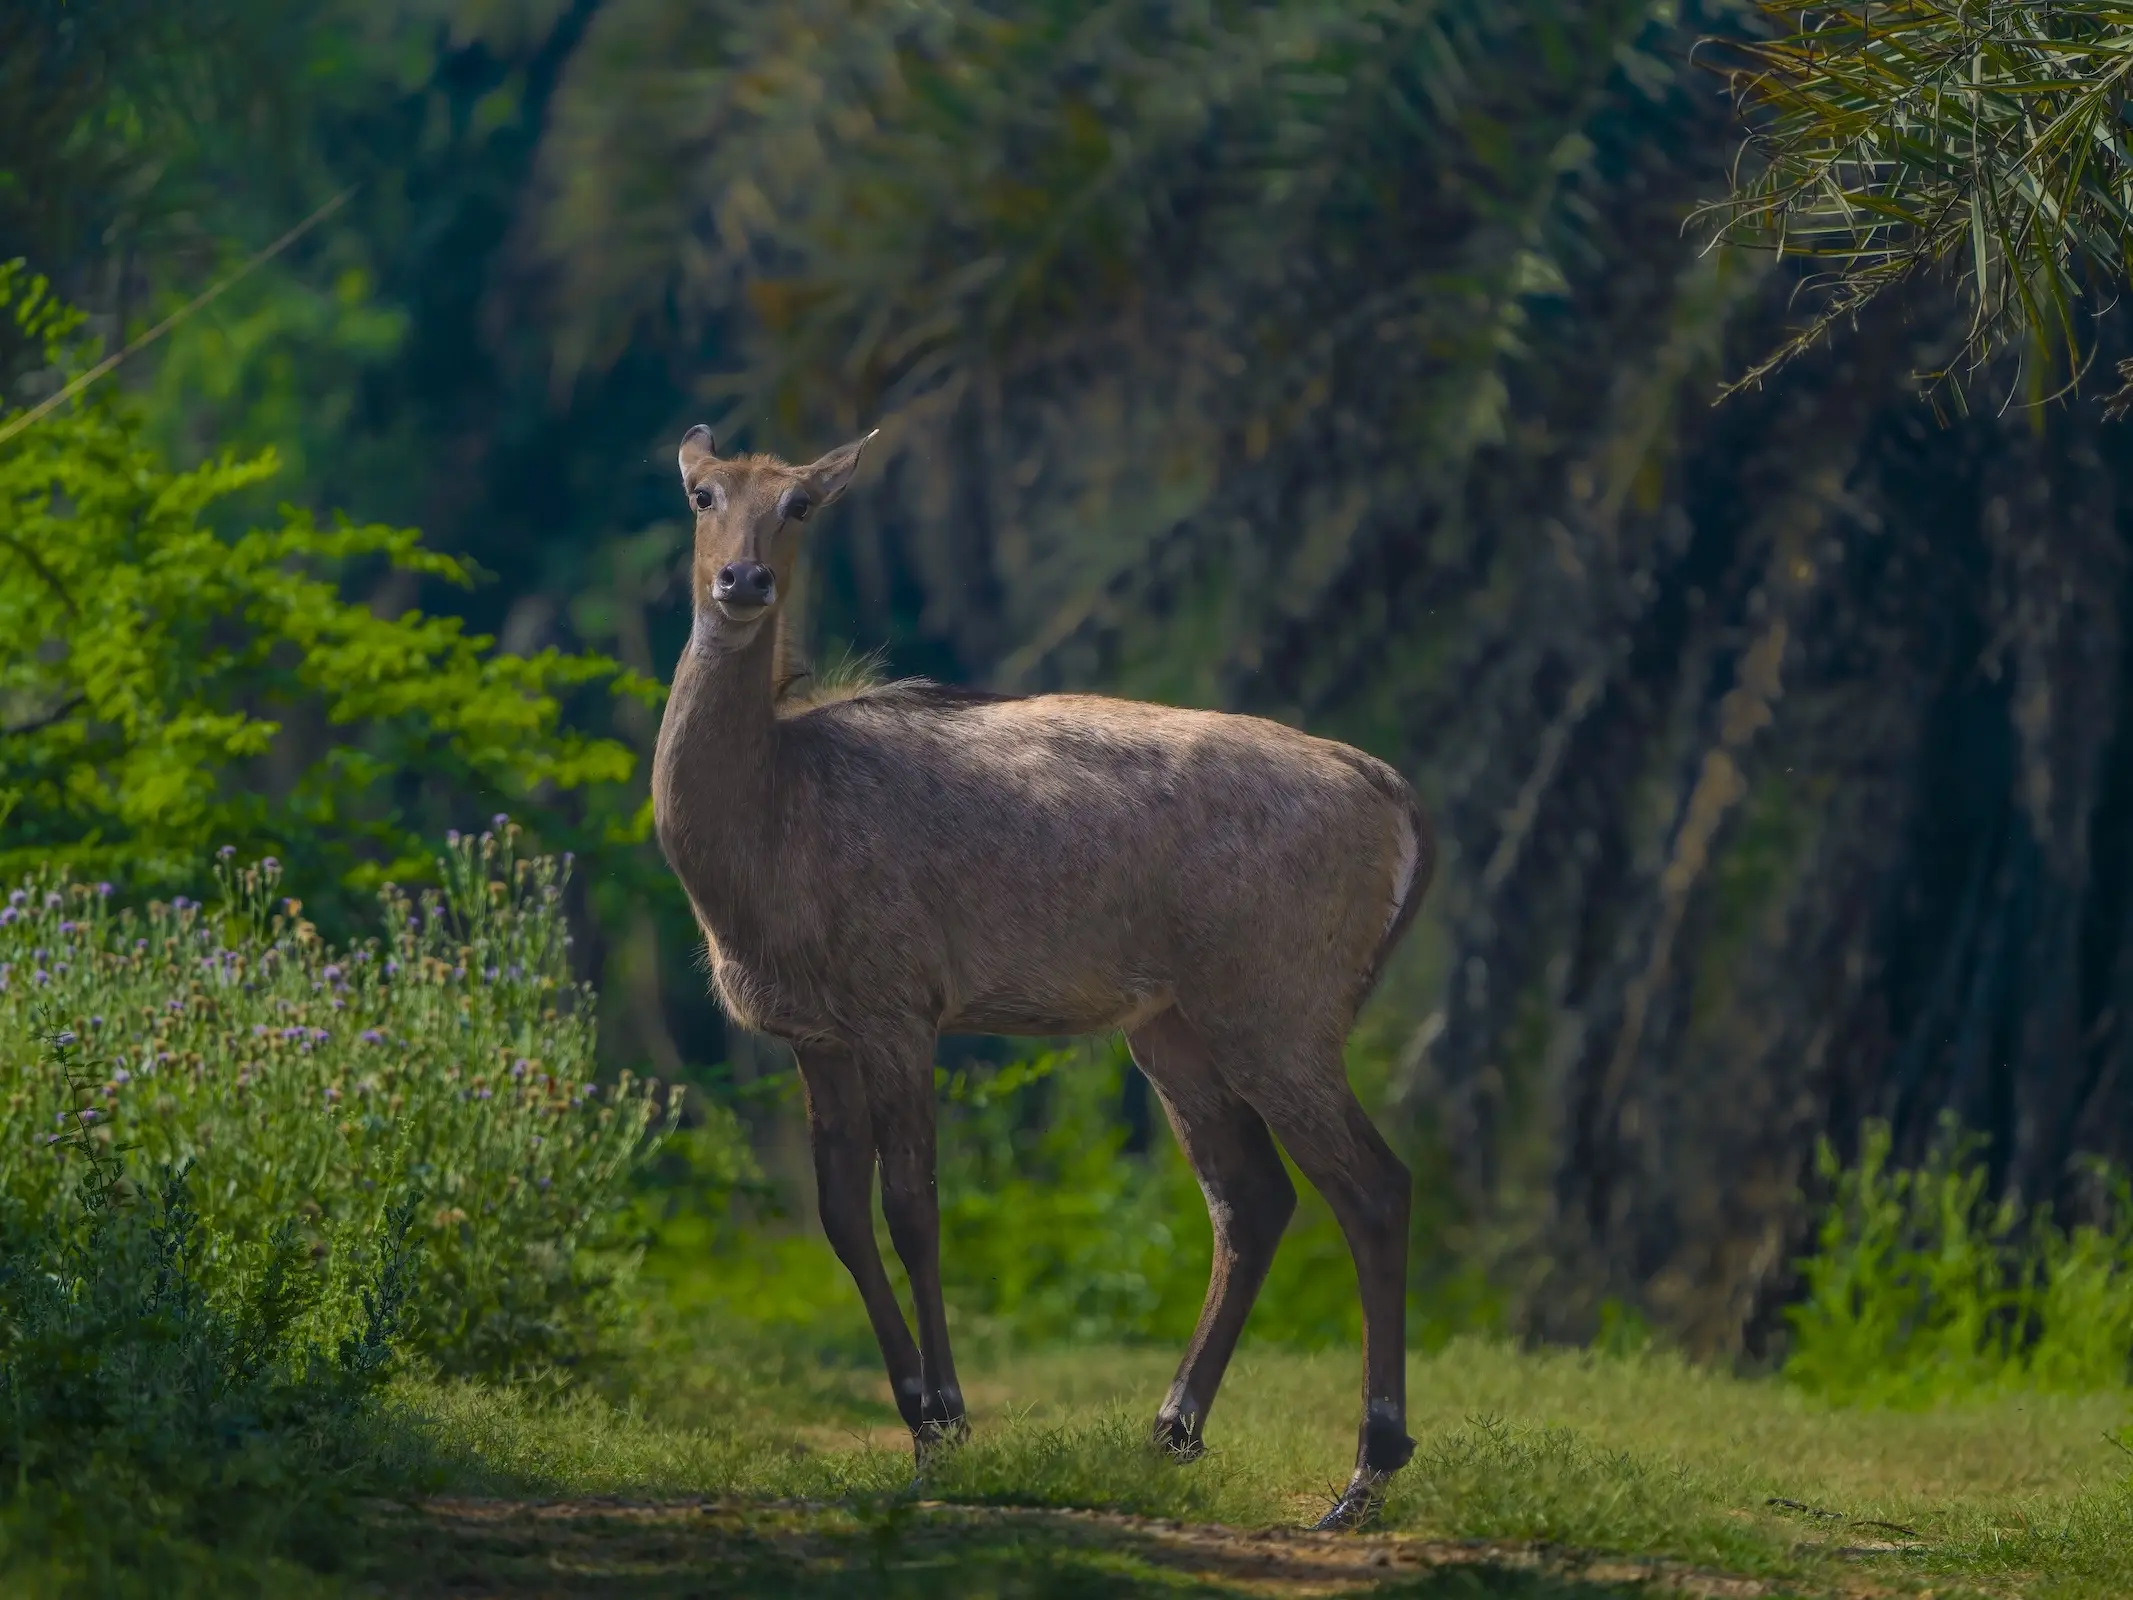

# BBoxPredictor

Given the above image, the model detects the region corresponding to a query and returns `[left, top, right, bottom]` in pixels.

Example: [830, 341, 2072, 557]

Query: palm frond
[1704, 1, 2133, 406]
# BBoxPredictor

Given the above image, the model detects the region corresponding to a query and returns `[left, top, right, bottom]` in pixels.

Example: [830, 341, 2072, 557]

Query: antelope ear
[800, 429, 878, 507]
[677, 424, 718, 480]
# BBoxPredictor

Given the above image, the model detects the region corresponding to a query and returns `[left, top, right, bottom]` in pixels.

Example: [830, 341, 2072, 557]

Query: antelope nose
[713, 562, 776, 608]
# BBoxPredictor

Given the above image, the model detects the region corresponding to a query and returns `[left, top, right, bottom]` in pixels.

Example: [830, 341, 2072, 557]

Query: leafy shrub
[0, 262, 658, 911]
[0, 830, 680, 1374]
[1786, 1118, 2133, 1404]
[0, 1027, 419, 1594]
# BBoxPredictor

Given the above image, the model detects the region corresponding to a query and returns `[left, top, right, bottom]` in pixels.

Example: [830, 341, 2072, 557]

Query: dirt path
[357, 1495, 1923, 1598]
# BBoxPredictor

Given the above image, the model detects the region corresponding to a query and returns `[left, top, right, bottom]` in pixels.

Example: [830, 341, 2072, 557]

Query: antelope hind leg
[1128, 1010, 1295, 1461]
[1218, 1032, 1415, 1530]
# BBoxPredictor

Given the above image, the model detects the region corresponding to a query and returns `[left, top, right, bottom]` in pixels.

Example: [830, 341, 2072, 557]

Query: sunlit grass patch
[373, 1333, 2133, 1595]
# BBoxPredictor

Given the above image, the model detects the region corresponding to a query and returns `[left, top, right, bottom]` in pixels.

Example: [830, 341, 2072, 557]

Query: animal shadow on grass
[356, 1496, 1701, 1598]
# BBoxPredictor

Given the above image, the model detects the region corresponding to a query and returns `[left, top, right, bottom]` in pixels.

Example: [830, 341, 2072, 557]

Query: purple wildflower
[0, 908, 14, 927]
[44, 892, 61, 909]
[111, 1069, 129, 1086]
[57, 921, 75, 936]
[323, 964, 343, 982]
[6, 890, 23, 907]
[324, 1086, 340, 1103]
[95, 882, 112, 897]
[359, 1029, 384, 1045]
[217, 845, 236, 860]
[262, 857, 279, 872]
[54, 1030, 75, 1046]
[32, 971, 48, 987]
[492, 813, 509, 830]
[476, 1088, 493, 1100]
[445, 830, 461, 846]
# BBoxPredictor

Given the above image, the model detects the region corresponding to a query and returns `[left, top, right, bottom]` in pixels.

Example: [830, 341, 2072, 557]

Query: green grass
[349, 1333, 2133, 1597]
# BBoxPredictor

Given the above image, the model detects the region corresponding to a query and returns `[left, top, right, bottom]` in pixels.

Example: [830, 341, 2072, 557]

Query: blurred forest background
[11, 0, 2133, 1368]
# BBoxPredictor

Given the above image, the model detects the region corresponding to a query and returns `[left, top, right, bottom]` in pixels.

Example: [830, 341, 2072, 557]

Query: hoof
[911, 1414, 970, 1473]
[1152, 1415, 1205, 1463]
[1311, 1469, 1391, 1532]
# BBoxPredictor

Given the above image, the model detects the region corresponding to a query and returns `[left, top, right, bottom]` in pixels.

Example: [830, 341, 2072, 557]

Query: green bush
[0, 1028, 419, 1595]
[1786, 1118, 2133, 1404]
[0, 263, 658, 914]
[0, 830, 679, 1375]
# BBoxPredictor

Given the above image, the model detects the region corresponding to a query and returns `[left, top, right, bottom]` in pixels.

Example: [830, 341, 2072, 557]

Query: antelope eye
[778, 487, 812, 522]
[690, 483, 723, 513]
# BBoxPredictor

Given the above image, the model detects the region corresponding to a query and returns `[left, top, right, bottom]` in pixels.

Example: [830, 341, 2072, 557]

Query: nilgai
[651, 425, 1434, 1529]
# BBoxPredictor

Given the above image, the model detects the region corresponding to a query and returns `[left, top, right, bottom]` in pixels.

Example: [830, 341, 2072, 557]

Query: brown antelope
[651, 425, 1434, 1529]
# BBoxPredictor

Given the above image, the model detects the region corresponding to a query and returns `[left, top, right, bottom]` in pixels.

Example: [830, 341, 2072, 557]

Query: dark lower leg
[1131, 1015, 1296, 1461]
[870, 1055, 965, 1447]
[796, 1047, 924, 1431]
[1264, 1092, 1414, 1529]
[878, 1153, 964, 1441]
[1153, 1168, 1293, 1459]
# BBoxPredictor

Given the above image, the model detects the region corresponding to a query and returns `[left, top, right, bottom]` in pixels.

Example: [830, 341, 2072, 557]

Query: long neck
[652, 609, 782, 924]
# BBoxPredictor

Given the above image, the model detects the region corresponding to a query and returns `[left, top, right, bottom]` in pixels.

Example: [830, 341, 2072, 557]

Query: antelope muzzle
[712, 560, 777, 620]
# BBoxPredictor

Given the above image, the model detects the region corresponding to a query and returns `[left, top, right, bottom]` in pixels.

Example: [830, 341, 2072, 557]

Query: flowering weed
[0, 827, 677, 1374]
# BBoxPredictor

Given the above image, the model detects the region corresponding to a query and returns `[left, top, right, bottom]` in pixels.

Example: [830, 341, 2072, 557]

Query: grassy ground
[347, 1334, 2133, 1598]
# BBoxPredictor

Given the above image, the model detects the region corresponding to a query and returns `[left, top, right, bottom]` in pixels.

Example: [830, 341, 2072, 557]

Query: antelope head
[676, 424, 876, 646]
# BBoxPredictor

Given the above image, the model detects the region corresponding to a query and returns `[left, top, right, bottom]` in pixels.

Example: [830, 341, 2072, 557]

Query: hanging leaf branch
[1706, 2, 2133, 407]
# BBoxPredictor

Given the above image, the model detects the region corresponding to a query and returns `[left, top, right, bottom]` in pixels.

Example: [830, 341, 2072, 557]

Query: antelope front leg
[792, 1044, 926, 1435]
[865, 1030, 966, 1462]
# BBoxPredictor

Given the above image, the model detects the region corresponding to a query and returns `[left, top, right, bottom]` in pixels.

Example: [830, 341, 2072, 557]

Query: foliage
[0, 1024, 418, 1595]
[1713, 1, 2133, 405]
[530, 0, 1674, 691]
[0, 833, 681, 1374]
[21, 0, 2133, 1369]
[0, 2, 304, 283]
[0, 263, 660, 909]
[1785, 1117, 2133, 1405]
